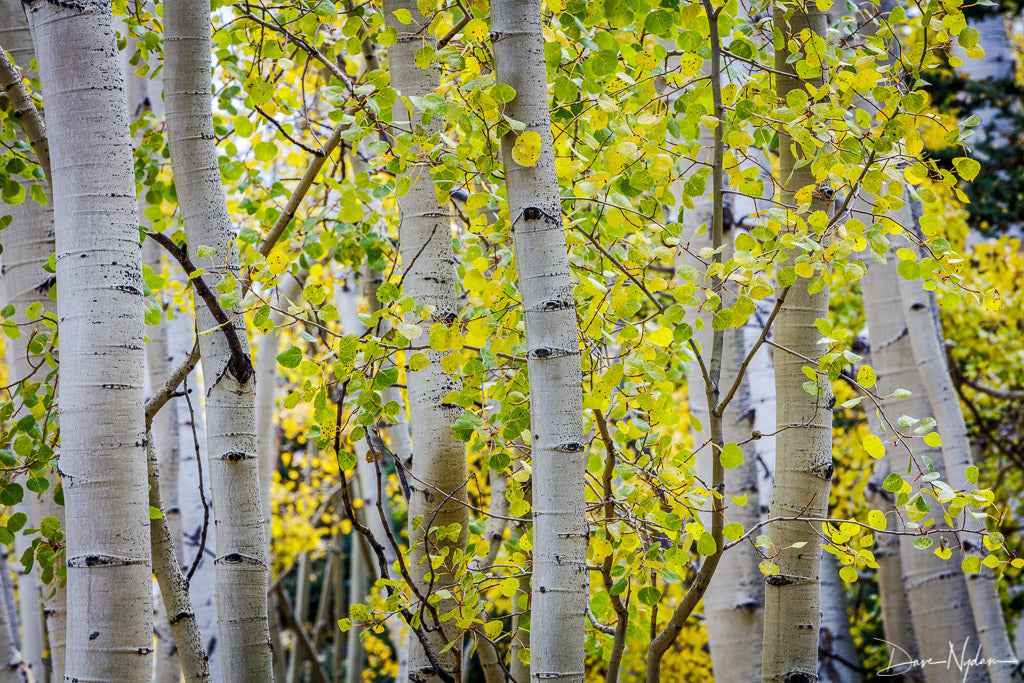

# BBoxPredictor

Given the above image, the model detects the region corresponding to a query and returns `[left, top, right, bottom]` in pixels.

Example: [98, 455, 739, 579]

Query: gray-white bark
[896, 204, 1019, 681]
[761, 7, 832, 681]
[859, 205, 990, 683]
[492, 1, 587, 679]
[163, 0, 272, 677]
[384, 1, 469, 679]
[818, 553, 861, 683]
[24, 0, 153, 678]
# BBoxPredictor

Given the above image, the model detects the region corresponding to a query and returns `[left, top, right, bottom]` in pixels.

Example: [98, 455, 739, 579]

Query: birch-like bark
[491, 2, 587, 680]
[146, 429, 212, 683]
[859, 211, 989, 683]
[761, 6, 833, 681]
[163, 1, 272, 677]
[23, 1, 153, 678]
[896, 204, 1018, 680]
[0, 5, 64, 677]
[384, 2, 468, 679]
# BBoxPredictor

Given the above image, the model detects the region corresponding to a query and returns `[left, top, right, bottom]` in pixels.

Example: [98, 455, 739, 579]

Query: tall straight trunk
[23, 0, 153, 679]
[384, 2, 468, 680]
[492, 1, 586, 680]
[895, 205, 1018, 681]
[0, 4, 65, 677]
[859, 211, 990, 683]
[164, 1, 272, 677]
[761, 6, 832, 681]
[169, 304, 221, 682]
[685, 127, 764, 682]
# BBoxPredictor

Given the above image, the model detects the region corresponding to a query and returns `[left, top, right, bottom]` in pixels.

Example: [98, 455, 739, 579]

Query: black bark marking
[765, 574, 795, 586]
[89, 631, 99, 640]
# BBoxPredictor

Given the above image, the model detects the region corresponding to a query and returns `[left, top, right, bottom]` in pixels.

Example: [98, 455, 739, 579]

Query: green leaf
[965, 465, 979, 484]
[882, 473, 903, 493]
[337, 450, 356, 472]
[953, 157, 980, 181]
[276, 346, 303, 369]
[723, 522, 744, 540]
[719, 442, 743, 469]
[961, 555, 981, 573]
[511, 131, 542, 167]
[637, 586, 661, 606]
[696, 531, 717, 556]
[912, 537, 933, 550]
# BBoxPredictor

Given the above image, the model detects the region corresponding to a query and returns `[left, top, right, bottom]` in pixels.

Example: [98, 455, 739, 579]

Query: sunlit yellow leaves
[266, 249, 289, 275]
[953, 157, 980, 181]
[857, 365, 876, 389]
[677, 53, 702, 76]
[464, 18, 488, 41]
[983, 290, 1002, 312]
[867, 510, 887, 531]
[511, 130, 542, 167]
[649, 327, 672, 347]
[863, 434, 886, 459]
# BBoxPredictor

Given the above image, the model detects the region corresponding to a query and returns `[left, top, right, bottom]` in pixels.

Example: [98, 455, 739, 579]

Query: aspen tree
[384, 0, 468, 678]
[164, 0, 272, 676]
[0, 1, 64, 676]
[761, 4, 833, 680]
[492, 0, 587, 678]
[23, 0, 153, 678]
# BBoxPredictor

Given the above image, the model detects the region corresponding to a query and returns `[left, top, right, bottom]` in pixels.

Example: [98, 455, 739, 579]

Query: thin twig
[183, 375, 210, 584]
[145, 341, 200, 424]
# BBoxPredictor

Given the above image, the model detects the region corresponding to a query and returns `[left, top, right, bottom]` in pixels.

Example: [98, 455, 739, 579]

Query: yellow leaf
[464, 18, 488, 41]
[867, 509, 887, 530]
[863, 434, 885, 459]
[857, 365, 877, 389]
[649, 327, 672, 346]
[511, 130, 542, 167]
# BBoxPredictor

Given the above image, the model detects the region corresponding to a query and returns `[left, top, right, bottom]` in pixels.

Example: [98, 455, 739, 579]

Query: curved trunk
[384, 2, 468, 679]
[761, 6, 833, 681]
[163, 1, 272, 677]
[491, 1, 587, 680]
[23, 0, 153, 679]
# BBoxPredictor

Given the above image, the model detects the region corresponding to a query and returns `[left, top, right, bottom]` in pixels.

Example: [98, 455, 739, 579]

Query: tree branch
[0, 45, 51, 187]
[144, 341, 200, 425]
[146, 231, 254, 382]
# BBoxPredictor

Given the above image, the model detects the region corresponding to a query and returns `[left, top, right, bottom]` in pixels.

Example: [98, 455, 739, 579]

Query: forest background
[1, 0, 1024, 681]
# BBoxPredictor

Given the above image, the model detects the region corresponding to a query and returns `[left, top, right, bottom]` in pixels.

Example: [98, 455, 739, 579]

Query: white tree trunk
[0, 4, 64, 677]
[761, 7, 832, 682]
[384, 2, 468, 679]
[492, 1, 587, 680]
[163, 0, 272, 677]
[859, 211, 990, 683]
[895, 208, 1018, 681]
[23, 1, 153, 678]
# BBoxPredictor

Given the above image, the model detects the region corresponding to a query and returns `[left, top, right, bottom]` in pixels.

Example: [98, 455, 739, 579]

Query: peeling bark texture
[163, 0, 272, 677]
[686, 127, 763, 683]
[147, 429, 212, 683]
[818, 553, 862, 683]
[896, 202, 1019, 681]
[492, 0, 586, 680]
[167, 302, 221, 682]
[858, 205, 990, 683]
[384, 1, 468, 679]
[23, 0, 153, 679]
[761, 6, 832, 682]
[0, 3, 65, 677]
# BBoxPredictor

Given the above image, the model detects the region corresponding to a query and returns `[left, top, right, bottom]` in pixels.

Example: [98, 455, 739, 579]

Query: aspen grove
[1, 0, 1024, 680]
